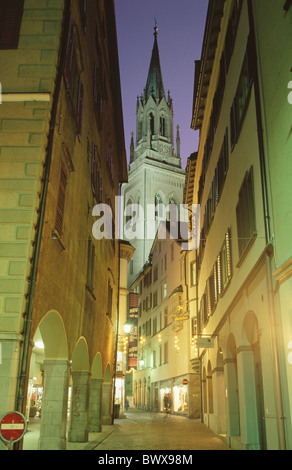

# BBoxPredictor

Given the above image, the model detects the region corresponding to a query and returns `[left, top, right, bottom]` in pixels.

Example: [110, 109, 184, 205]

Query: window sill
[236, 232, 257, 268]
[85, 284, 96, 300]
[51, 230, 66, 251]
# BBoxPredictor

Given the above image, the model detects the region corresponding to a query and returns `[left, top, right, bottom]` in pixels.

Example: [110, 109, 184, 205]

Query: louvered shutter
[63, 15, 74, 89]
[77, 77, 84, 141]
[55, 164, 67, 235]
[91, 144, 97, 197]
[0, 0, 24, 50]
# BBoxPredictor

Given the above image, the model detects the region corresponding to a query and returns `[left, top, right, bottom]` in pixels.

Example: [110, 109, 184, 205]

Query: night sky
[115, 0, 208, 170]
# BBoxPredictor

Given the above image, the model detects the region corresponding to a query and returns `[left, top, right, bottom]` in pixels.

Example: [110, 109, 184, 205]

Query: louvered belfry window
[0, 0, 24, 50]
[55, 164, 67, 236]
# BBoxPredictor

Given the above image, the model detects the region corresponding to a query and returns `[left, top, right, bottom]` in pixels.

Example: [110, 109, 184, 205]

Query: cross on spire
[154, 18, 158, 37]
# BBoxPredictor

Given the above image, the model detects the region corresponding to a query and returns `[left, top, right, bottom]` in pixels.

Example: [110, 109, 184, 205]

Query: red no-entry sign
[0, 412, 27, 448]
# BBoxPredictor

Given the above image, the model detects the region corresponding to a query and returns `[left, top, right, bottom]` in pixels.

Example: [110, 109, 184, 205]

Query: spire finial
[154, 18, 158, 38]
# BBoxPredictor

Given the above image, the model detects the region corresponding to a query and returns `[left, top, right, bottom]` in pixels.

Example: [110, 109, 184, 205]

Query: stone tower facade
[122, 26, 186, 286]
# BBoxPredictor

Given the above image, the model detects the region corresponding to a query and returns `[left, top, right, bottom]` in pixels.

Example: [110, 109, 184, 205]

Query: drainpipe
[247, 0, 286, 450]
[14, 0, 71, 416]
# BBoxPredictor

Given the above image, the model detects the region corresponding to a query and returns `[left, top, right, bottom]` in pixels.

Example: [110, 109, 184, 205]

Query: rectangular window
[55, 163, 67, 236]
[87, 239, 95, 293]
[236, 167, 257, 258]
[164, 307, 168, 327]
[63, 16, 84, 140]
[153, 317, 157, 335]
[218, 229, 232, 292]
[0, 0, 24, 50]
[153, 265, 158, 282]
[164, 342, 169, 364]
[230, 38, 254, 149]
[153, 291, 158, 308]
[191, 261, 197, 286]
[91, 144, 102, 203]
[107, 281, 113, 318]
[79, 0, 87, 31]
[153, 349, 157, 368]
[163, 281, 167, 299]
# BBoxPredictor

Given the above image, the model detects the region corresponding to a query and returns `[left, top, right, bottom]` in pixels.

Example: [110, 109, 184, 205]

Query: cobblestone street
[92, 410, 230, 451]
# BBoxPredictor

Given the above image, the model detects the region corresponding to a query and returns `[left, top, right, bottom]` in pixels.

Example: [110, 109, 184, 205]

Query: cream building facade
[190, 0, 292, 450]
[132, 224, 200, 419]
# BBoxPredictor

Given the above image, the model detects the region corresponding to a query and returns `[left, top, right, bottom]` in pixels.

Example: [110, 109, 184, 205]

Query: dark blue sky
[115, 0, 208, 170]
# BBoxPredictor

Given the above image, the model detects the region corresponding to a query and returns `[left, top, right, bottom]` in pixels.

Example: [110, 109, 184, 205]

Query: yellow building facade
[0, 0, 127, 450]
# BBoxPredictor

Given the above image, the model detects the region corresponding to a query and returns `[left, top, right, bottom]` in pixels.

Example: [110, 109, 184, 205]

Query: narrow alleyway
[92, 409, 230, 451]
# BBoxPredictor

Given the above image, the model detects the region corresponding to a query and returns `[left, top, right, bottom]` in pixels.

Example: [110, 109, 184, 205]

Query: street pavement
[92, 409, 230, 451]
[22, 409, 231, 451]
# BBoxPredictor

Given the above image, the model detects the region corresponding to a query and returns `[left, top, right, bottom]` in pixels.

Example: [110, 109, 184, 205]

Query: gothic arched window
[160, 116, 166, 137]
[155, 194, 164, 221]
[150, 113, 155, 138]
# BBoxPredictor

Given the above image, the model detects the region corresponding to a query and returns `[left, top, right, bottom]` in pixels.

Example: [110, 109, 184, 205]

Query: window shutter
[77, 78, 84, 141]
[91, 144, 97, 197]
[55, 164, 67, 235]
[0, 0, 24, 50]
[63, 15, 74, 89]
[98, 173, 103, 204]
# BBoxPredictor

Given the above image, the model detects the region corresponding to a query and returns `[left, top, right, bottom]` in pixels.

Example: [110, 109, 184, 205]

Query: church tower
[122, 25, 186, 286]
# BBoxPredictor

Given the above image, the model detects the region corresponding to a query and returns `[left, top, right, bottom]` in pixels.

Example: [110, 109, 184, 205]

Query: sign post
[0, 412, 27, 450]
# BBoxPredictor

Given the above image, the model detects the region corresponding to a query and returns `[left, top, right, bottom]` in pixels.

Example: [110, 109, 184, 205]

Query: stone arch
[92, 352, 103, 379]
[36, 310, 68, 360]
[30, 311, 69, 450]
[71, 337, 90, 372]
[242, 310, 259, 346]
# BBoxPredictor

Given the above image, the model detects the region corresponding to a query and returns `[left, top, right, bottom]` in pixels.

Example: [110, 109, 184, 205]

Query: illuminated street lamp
[124, 323, 132, 334]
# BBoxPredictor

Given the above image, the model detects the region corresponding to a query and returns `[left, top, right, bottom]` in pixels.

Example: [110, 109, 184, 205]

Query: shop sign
[195, 337, 215, 349]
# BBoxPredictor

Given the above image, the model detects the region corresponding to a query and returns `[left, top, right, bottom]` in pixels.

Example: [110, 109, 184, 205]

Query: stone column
[68, 371, 91, 442]
[89, 378, 103, 432]
[188, 373, 201, 419]
[38, 360, 70, 450]
[102, 383, 112, 425]
[224, 358, 240, 437]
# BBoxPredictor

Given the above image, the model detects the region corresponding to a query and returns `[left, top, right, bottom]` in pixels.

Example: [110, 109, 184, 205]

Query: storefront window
[160, 388, 171, 412]
[173, 385, 188, 413]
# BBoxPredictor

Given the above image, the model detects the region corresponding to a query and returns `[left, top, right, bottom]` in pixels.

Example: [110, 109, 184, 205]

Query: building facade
[190, 0, 292, 450]
[132, 223, 200, 419]
[122, 26, 186, 287]
[0, 0, 127, 450]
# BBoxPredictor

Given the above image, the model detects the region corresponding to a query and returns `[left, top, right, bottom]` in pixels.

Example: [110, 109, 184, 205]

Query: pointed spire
[145, 21, 165, 102]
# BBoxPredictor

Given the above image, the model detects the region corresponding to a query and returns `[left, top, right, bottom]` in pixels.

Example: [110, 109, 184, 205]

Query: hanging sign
[195, 337, 215, 349]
